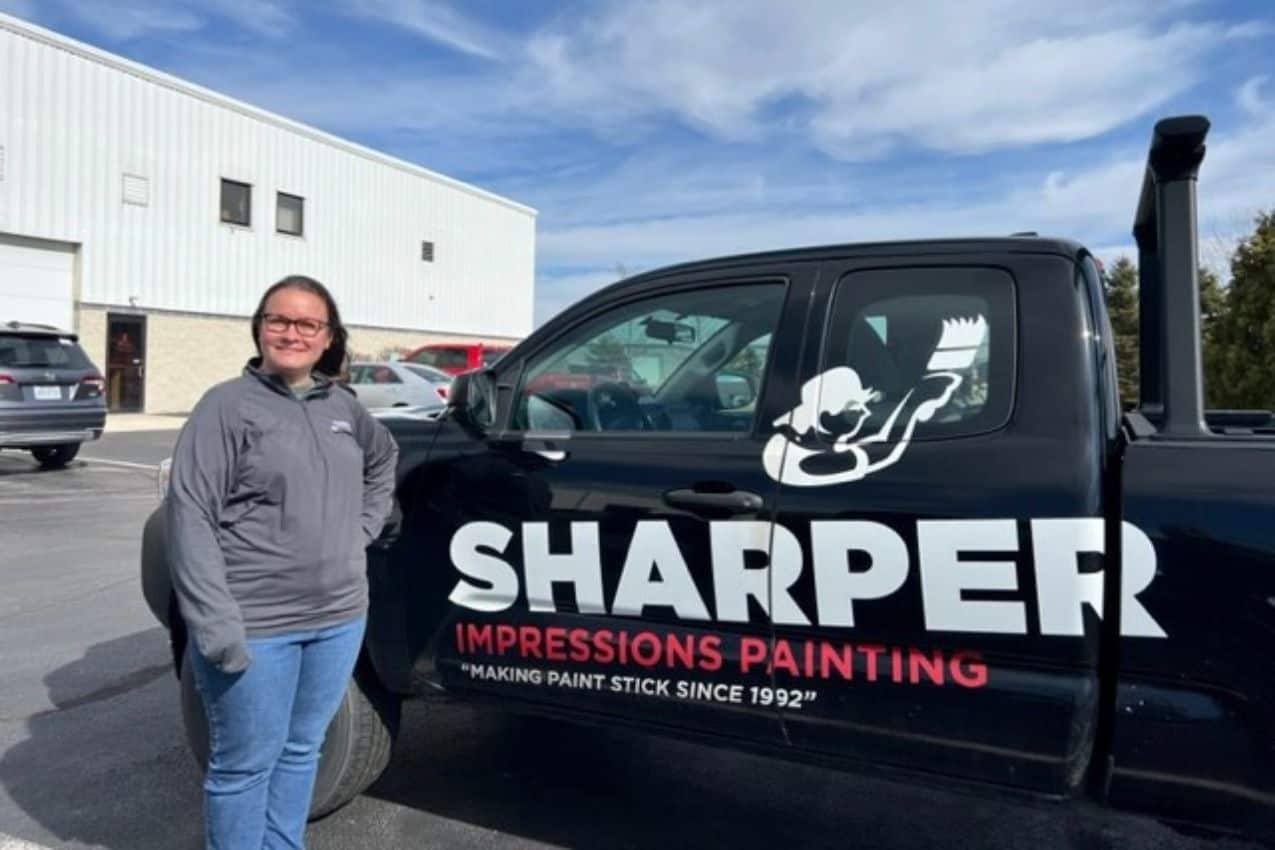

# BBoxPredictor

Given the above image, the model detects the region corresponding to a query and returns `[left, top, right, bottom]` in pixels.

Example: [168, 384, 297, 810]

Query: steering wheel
[586, 382, 650, 431]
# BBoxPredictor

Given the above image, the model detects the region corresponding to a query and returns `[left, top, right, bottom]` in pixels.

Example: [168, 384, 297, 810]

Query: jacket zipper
[298, 392, 330, 545]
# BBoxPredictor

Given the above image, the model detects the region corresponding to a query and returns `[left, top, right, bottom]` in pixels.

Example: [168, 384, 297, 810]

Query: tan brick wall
[147, 312, 259, 413]
[76, 305, 519, 414]
[76, 308, 107, 374]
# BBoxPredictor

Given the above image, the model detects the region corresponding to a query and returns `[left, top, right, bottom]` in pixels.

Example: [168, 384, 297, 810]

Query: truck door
[766, 253, 1109, 794]
[435, 264, 815, 743]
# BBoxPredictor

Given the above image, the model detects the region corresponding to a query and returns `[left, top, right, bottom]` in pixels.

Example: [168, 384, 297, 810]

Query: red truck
[404, 342, 512, 375]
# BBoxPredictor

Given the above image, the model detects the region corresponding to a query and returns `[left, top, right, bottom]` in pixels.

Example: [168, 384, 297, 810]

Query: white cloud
[56, 0, 202, 40]
[151, 1, 1269, 176]
[203, 0, 293, 37]
[41, 0, 294, 40]
[1237, 75, 1269, 117]
[342, 0, 506, 60]
[521, 1, 1254, 157]
[810, 24, 1213, 157]
[322, 1, 1262, 158]
[533, 108, 1275, 316]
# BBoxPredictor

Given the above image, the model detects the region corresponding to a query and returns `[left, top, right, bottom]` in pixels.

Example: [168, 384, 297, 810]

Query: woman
[166, 276, 398, 850]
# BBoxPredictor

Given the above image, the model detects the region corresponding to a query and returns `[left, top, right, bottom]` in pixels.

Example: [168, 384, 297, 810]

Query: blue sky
[3, 0, 1273, 327]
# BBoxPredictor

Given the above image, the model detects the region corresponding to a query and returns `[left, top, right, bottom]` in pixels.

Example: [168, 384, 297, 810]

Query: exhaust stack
[1131, 115, 1211, 438]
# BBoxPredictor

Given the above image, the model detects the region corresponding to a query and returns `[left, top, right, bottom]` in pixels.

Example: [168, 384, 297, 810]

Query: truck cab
[389, 239, 1146, 790]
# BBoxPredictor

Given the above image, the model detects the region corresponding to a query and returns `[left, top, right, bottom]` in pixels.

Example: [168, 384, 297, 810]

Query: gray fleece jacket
[167, 361, 398, 673]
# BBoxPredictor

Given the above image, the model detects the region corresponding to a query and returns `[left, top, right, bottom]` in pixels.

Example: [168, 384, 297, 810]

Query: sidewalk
[104, 413, 188, 433]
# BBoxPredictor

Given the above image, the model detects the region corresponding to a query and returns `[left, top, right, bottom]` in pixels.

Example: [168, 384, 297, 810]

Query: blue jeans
[188, 616, 366, 850]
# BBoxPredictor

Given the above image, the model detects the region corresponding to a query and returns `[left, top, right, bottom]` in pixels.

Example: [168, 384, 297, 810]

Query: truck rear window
[820, 267, 1016, 440]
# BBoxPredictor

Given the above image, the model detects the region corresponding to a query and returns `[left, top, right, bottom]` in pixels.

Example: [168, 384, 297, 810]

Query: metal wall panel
[0, 17, 536, 338]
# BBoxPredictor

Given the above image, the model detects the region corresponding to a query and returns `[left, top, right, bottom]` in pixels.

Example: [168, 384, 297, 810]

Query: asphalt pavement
[81, 429, 183, 469]
[0, 431, 1264, 849]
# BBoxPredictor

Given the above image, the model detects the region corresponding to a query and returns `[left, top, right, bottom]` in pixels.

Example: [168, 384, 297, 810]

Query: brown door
[106, 314, 146, 412]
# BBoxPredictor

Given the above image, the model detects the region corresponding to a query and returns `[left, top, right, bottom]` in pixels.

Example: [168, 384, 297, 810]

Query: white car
[348, 361, 448, 412]
[402, 362, 452, 401]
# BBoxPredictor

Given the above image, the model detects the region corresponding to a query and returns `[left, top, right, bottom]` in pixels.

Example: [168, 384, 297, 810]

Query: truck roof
[635, 235, 1083, 280]
[542, 236, 1086, 335]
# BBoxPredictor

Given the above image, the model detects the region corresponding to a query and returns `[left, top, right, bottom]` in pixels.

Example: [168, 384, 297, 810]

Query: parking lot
[0, 428, 1262, 850]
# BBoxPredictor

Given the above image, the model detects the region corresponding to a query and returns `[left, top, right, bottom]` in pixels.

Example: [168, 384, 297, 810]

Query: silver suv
[0, 321, 107, 469]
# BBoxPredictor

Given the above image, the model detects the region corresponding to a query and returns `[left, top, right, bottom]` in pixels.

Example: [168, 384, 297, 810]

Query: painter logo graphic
[763, 315, 988, 487]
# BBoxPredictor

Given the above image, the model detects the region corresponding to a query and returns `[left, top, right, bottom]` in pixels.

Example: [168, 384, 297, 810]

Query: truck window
[818, 267, 1016, 441]
[512, 282, 786, 433]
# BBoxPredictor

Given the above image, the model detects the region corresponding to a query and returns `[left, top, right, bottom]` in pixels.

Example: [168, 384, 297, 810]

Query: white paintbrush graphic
[763, 312, 992, 487]
[925, 315, 988, 371]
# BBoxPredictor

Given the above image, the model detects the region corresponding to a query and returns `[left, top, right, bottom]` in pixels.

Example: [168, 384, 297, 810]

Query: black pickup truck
[140, 115, 1274, 840]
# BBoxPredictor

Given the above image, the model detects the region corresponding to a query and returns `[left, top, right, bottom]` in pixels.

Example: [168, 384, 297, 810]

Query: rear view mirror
[642, 318, 696, 344]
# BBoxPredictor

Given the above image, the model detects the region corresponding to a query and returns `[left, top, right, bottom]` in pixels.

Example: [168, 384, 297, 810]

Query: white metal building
[0, 13, 536, 413]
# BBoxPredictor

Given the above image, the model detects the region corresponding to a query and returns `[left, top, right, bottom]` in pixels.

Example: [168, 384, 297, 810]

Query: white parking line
[0, 494, 157, 506]
[0, 834, 56, 850]
[79, 456, 160, 472]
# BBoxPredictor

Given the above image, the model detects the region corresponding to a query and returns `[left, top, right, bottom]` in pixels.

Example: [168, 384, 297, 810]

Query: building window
[421, 240, 435, 262]
[220, 179, 251, 226]
[277, 192, 304, 236]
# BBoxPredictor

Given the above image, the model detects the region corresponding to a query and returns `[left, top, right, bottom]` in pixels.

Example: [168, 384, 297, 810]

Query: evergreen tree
[1197, 265, 1224, 408]
[1103, 257, 1233, 410]
[1103, 257, 1141, 407]
[723, 342, 764, 384]
[586, 335, 629, 366]
[1206, 211, 1275, 410]
[1199, 266, 1225, 341]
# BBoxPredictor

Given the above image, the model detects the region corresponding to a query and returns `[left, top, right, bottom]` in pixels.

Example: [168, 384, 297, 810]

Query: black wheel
[309, 659, 401, 818]
[31, 442, 80, 469]
[180, 653, 400, 820]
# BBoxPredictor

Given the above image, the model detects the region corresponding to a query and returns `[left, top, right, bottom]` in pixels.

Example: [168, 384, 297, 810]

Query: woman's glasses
[261, 313, 329, 338]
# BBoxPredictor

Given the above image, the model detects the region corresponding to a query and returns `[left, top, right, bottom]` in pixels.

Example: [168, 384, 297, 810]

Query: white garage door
[0, 234, 76, 331]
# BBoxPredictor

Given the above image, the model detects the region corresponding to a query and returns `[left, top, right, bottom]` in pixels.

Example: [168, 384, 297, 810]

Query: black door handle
[664, 488, 764, 515]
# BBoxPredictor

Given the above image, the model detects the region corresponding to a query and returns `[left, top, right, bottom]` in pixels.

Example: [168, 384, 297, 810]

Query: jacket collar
[244, 357, 334, 399]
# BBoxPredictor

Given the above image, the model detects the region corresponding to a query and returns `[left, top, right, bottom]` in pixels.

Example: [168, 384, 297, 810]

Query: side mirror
[449, 368, 497, 431]
[715, 371, 756, 409]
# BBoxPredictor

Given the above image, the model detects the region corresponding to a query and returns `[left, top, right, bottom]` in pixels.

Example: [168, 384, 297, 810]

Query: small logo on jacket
[331, 420, 353, 435]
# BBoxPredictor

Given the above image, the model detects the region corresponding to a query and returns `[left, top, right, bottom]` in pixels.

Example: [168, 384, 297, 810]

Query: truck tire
[179, 653, 400, 820]
[31, 442, 80, 469]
